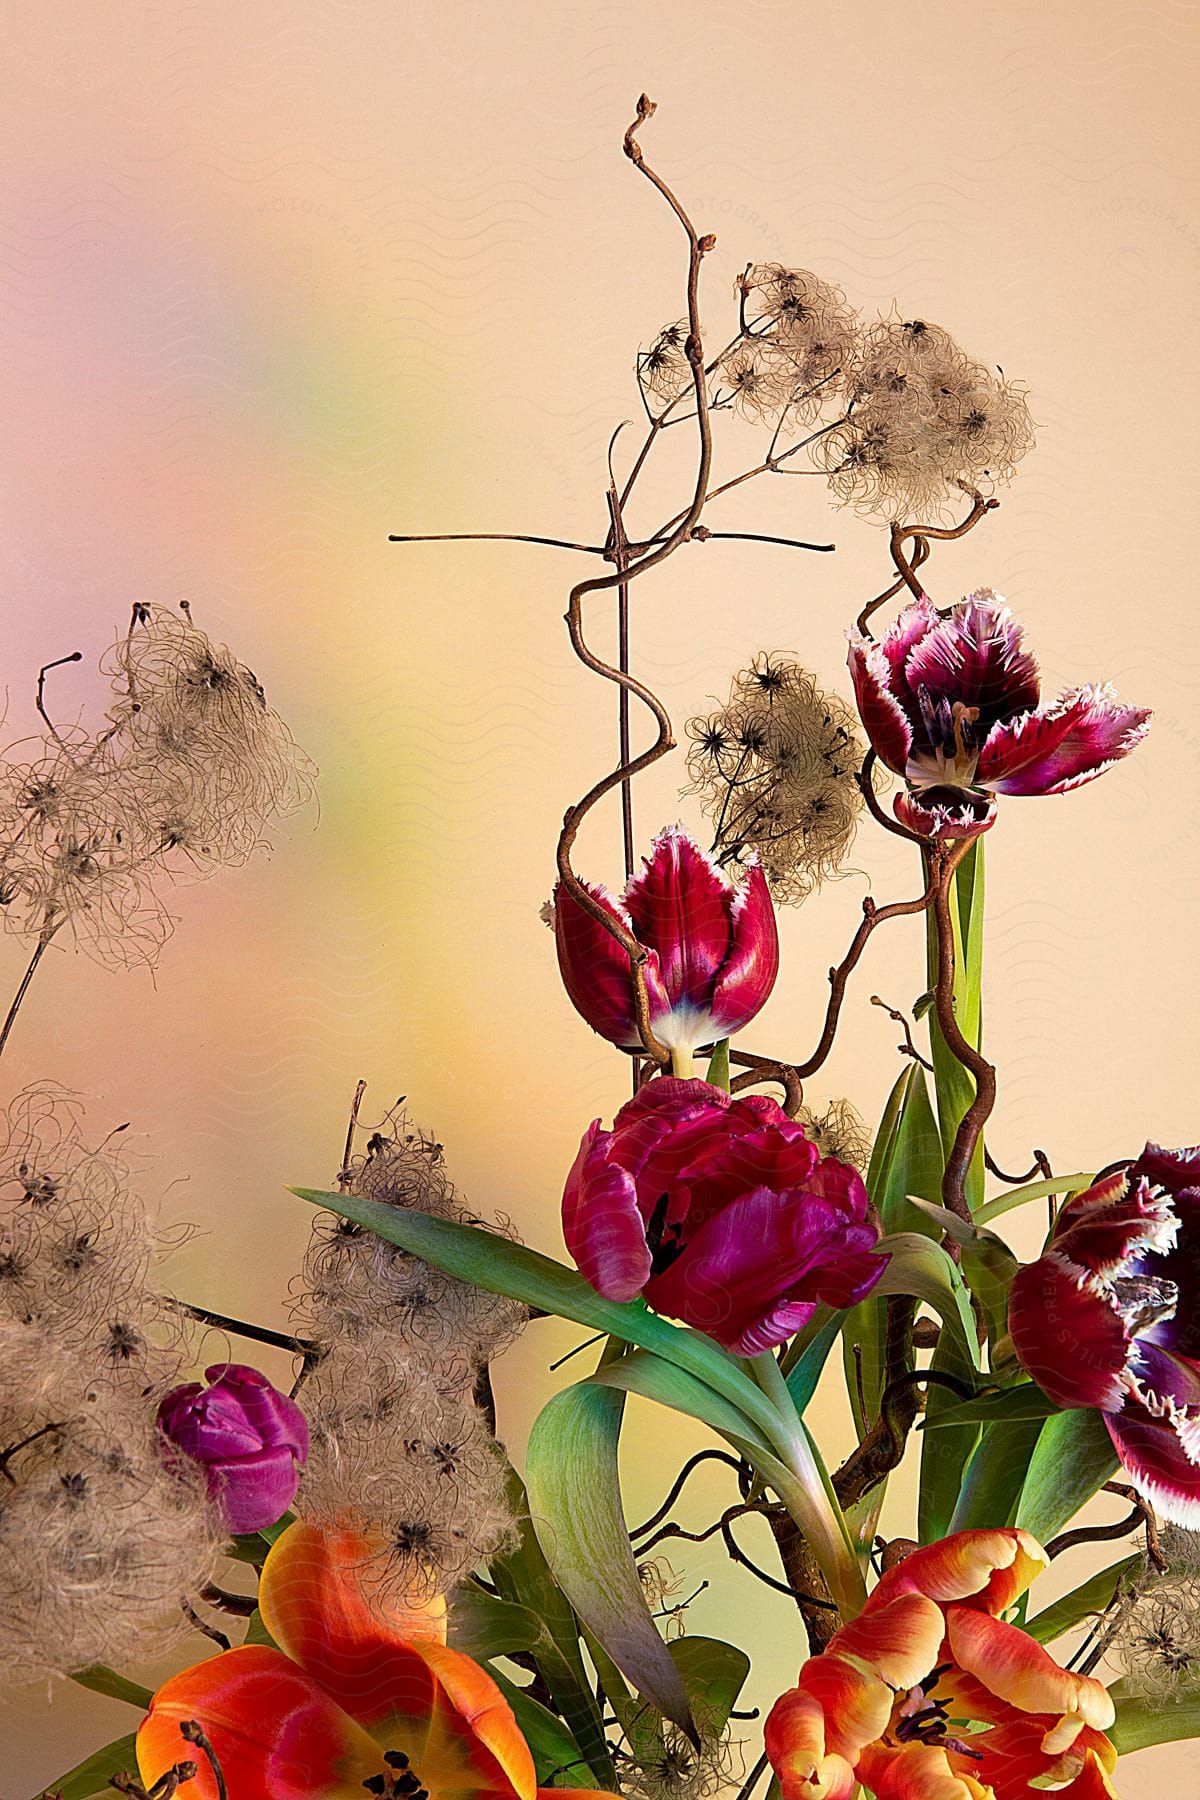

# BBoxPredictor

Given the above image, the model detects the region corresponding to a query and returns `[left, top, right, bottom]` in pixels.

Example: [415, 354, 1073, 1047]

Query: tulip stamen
[1111, 1273, 1178, 1337]
[364, 1750, 430, 1800]
[892, 1672, 984, 1761]
[914, 688, 982, 787]
[645, 1193, 689, 1277]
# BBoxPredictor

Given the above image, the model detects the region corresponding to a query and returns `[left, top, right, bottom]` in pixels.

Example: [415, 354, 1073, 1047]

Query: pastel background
[1, 1, 1197, 1792]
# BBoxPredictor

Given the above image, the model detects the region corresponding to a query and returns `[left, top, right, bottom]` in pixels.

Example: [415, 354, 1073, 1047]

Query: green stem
[748, 1352, 866, 1617]
[923, 838, 987, 1212]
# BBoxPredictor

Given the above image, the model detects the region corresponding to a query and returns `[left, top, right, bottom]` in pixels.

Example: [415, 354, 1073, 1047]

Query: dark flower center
[892, 1670, 983, 1762]
[645, 1193, 688, 1277]
[1112, 1273, 1178, 1337]
[364, 1749, 429, 1799]
[914, 690, 982, 786]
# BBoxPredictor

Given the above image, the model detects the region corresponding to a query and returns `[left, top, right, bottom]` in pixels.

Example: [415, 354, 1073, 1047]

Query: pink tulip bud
[157, 1362, 309, 1534]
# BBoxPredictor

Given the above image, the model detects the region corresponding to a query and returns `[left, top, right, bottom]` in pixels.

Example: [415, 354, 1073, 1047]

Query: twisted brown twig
[178, 1723, 228, 1800]
[729, 1050, 805, 1116]
[855, 489, 1000, 637]
[871, 994, 933, 1071]
[1046, 1482, 1165, 1568]
[554, 96, 717, 1069]
[833, 1357, 975, 1509]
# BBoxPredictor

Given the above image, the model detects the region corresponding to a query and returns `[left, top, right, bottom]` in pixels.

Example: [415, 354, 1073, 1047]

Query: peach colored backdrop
[1, 1, 1198, 1793]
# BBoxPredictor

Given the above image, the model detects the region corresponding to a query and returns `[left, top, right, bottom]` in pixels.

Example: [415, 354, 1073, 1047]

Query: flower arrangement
[6, 97, 1195, 1800]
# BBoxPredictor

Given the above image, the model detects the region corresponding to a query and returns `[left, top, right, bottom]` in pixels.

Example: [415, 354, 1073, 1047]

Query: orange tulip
[764, 1528, 1120, 1800]
[137, 1520, 611, 1800]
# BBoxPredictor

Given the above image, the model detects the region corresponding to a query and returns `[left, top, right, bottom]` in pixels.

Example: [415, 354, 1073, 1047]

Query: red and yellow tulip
[137, 1520, 610, 1800]
[764, 1528, 1119, 1800]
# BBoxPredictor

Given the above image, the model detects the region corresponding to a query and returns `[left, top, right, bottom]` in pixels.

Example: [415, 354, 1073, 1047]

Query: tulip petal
[894, 784, 996, 840]
[1050, 1171, 1179, 1279]
[1131, 1140, 1200, 1196]
[418, 1640, 537, 1800]
[827, 1593, 947, 1692]
[211, 1442, 306, 1534]
[707, 860, 780, 1039]
[764, 1686, 859, 1800]
[848, 644, 914, 777]
[623, 828, 736, 1015]
[903, 591, 1041, 735]
[868, 1527, 1047, 1617]
[554, 879, 663, 1046]
[137, 1646, 388, 1800]
[1106, 1341, 1200, 1526]
[1008, 1249, 1130, 1411]
[561, 1120, 653, 1303]
[945, 1607, 1114, 1740]
[847, 597, 941, 775]
[202, 1363, 310, 1454]
[855, 1741, 992, 1800]
[962, 1713, 1119, 1794]
[259, 1520, 447, 1731]
[976, 684, 1151, 796]
[643, 1183, 883, 1353]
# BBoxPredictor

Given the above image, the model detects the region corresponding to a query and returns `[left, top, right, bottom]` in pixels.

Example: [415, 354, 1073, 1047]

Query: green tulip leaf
[447, 1586, 543, 1660]
[919, 1383, 1061, 1430]
[526, 1381, 697, 1743]
[1024, 1556, 1139, 1645]
[490, 1466, 614, 1784]
[975, 1173, 1094, 1228]
[488, 1668, 608, 1789]
[705, 1039, 731, 1093]
[1110, 1684, 1200, 1753]
[35, 1733, 140, 1800]
[289, 1191, 782, 1445]
[69, 1665, 154, 1710]
[1015, 1408, 1120, 1543]
[845, 1064, 945, 1434]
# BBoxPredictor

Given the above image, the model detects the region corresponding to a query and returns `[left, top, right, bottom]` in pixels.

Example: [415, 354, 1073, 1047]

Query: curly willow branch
[855, 489, 1000, 636]
[555, 96, 717, 1068]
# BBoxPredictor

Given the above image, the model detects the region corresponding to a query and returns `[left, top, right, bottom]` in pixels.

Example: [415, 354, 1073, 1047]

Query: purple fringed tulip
[553, 826, 778, 1064]
[1010, 1146, 1200, 1526]
[848, 590, 1150, 839]
[158, 1362, 309, 1534]
[562, 1078, 885, 1354]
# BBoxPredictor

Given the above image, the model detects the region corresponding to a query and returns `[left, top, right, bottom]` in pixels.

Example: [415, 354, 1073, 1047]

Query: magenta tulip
[848, 590, 1150, 839]
[562, 1078, 885, 1354]
[157, 1362, 309, 1534]
[553, 826, 778, 1062]
[1009, 1146, 1200, 1527]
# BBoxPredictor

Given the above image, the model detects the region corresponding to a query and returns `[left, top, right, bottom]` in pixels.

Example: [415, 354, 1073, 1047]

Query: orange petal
[416, 1641, 537, 1800]
[764, 1687, 858, 1800]
[868, 1528, 1047, 1617]
[137, 1646, 388, 1800]
[1066, 1748, 1122, 1798]
[945, 1606, 1115, 1744]
[856, 1741, 991, 1800]
[826, 1593, 946, 1692]
[967, 1714, 1119, 1793]
[259, 1518, 447, 1730]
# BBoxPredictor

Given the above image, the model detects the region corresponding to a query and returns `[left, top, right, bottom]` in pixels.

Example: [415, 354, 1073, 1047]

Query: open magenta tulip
[157, 1362, 309, 1534]
[553, 826, 778, 1064]
[1009, 1145, 1200, 1527]
[562, 1078, 884, 1354]
[848, 590, 1150, 839]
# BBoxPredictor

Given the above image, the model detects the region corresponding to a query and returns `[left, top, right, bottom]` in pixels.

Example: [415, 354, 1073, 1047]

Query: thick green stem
[924, 838, 987, 1214]
[748, 1352, 867, 1618]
